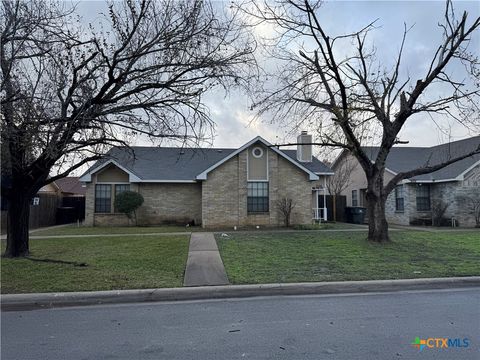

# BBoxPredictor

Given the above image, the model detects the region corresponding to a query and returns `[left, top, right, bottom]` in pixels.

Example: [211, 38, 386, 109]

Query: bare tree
[239, 0, 480, 242]
[456, 190, 480, 227]
[325, 157, 355, 222]
[276, 197, 295, 227]
[1, 0, 256, 257]
[431, 198, 449, 226]
[326, 157, 355, 197]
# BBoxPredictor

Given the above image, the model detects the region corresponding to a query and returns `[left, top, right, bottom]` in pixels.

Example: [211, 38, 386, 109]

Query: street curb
[2, 277, 479, 311]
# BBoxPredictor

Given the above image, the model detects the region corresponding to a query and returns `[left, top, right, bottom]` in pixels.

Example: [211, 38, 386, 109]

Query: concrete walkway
[183, 233, 229, 287]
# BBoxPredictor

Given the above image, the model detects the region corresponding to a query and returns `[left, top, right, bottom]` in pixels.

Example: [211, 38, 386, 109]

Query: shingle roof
[55, 177, 86, 195]
[83, 144, 332, 182]
[282, 150, 333, 174]
[94, 147, 237, 181]
[362, 136, 480, 181]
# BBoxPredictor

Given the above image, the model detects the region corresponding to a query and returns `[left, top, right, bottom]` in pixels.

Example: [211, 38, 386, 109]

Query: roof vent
[217, 149, 223, 153]
[179, 150, 185, 155]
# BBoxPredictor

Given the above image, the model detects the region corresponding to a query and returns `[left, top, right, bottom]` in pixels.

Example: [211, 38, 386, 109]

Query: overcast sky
[74, 0, 479, 153]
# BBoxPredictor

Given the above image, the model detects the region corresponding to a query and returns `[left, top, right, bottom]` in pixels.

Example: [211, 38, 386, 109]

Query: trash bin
[345, 207, 366, 224]
[56, 207, 76, 224]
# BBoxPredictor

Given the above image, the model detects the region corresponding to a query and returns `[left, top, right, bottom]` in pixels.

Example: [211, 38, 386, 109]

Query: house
[54, 177, 86, 223]
[36, 177, 87, 225]
[333, 136, 480, 227]
[38, 177, 86, 198]
[54, 177, 86, 197]
[80, 133, 334, 227]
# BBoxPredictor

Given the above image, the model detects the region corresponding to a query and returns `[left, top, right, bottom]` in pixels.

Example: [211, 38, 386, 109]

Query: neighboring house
[38, 177, 86, 198]
[54, 177, 86, 197]
[38, 181, 61, 196]
[80, 133, 334, 227]
[333, 136, 480, 227]
[1, 177, 87, 230]
[37, 177, 87, 225]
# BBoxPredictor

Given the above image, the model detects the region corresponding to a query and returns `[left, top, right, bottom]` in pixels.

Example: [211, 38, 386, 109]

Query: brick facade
[201, 146, 313, 228]
[136, 183, 202, 225]
[85, 179, 201, 226]
[85, 144, 320, 227]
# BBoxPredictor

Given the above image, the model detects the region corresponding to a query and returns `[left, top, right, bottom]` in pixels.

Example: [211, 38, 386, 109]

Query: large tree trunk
[4, 191, 31, 258]
[366, 176, 390, 243]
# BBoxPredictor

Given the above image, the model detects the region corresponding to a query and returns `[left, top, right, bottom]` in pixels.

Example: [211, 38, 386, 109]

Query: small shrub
[114, 191, 144, 226]
[276, 197, 295, 227]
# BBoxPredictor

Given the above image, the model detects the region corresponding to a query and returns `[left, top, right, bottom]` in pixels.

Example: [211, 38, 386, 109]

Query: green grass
[32, 224, 195, 236]
[1, 235, 189, 293]
[217, 231, 480, 284]
[292, 222, 365, 230]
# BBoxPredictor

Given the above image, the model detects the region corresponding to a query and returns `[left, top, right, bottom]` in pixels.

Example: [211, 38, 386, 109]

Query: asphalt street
[2, 288, 479, 360]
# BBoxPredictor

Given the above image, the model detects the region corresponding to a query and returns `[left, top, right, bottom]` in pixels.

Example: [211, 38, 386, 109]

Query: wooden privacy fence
[324, 195, 347, 222]
[29, 193, 59, 228]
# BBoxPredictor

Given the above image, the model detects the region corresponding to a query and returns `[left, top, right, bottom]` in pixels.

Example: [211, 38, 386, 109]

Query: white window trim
[95, 181, 130, 184]
[252, 147, 264, 158]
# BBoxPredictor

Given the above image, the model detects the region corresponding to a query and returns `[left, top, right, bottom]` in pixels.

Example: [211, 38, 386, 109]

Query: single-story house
[80, 133, 334, 227]
[54, 177, 86, 197]
[333, 136, 480, 227]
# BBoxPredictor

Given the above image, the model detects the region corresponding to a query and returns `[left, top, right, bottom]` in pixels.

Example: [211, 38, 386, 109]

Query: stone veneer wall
[384, 184, 413, 226]
[201, 147, 312, 228]
[384, 163, 479, 227]
[430, 183, 478, 228]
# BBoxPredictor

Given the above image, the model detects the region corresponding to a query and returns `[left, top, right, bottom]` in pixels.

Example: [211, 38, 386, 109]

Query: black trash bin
[345, 207, 366, 224]
[56, 207, 76, 224]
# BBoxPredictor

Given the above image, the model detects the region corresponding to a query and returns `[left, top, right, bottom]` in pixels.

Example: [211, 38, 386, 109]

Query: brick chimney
[296, 131, 312, 162]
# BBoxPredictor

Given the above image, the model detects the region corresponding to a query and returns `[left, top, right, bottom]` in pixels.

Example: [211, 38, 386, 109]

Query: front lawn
[1, 235, 189, 293]
[217, 231, 480, 284]
[32, 224, 195, 237]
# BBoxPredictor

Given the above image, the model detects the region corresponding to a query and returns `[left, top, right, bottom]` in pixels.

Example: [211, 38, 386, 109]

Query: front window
[416, 184, 431, 211]
[352, 190, 358, 207]
[395, 185, 404, 212]
[95, 184, 131, 213]
[114, 184, 130, 212]
[95, 184, 111, 213]
[247, 182, 269, 213]
[115, 184, 130, 196]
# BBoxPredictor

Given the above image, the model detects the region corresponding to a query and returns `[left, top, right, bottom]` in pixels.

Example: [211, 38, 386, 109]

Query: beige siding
[335, 152, 395, 206]
[247, 144, 268, 180]
[334, 152, 406, 224]
[97, 165, 129, 182]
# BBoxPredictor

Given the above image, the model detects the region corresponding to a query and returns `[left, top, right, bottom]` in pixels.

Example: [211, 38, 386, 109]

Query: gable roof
[80, 136, 332, 182]
[281, 150, 333, 175]
[196, 136, 321, 180]
[54, 177, 86, 195]
[359, 136, 479, 181]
